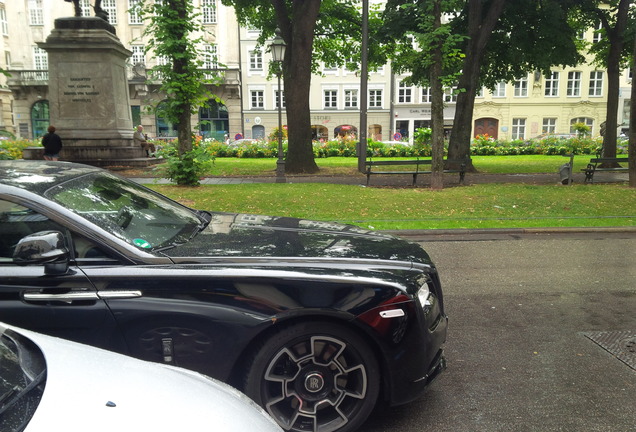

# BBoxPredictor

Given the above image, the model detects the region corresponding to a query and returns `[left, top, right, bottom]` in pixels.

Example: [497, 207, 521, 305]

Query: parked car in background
[229, 138, 261, 147]
[0, 160, 448, 432]
[532, 133, 576, 140]
[0, 323, 282, 432]
[381, 140, 411, 146]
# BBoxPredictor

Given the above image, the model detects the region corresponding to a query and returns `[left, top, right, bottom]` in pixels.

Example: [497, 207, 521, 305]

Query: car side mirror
[13, 230, 70, 275]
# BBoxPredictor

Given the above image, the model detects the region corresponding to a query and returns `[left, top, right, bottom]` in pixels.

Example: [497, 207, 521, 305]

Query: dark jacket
[42, 133, 63, 155]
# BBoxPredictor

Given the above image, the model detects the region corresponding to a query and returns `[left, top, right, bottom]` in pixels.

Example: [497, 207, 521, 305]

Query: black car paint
[0, 161, 447, 409]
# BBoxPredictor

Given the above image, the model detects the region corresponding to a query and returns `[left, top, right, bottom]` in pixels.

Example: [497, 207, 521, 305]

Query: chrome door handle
[23, 291, 100, 303]
[98, 290, 142, 300]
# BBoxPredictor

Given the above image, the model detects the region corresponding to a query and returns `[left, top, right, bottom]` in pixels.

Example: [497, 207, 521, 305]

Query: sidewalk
[128, 170, 630, 186]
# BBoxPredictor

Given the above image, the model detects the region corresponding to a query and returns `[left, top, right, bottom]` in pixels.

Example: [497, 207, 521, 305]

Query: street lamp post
[270, 28, 287, 183]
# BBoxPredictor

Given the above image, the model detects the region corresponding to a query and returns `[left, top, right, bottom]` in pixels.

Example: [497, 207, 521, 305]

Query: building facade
[0, 0, 630, 144]
[2, 0, 241, 141]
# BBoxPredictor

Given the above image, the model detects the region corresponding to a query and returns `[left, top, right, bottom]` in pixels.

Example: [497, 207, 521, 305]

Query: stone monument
[35, 15, 159, 167]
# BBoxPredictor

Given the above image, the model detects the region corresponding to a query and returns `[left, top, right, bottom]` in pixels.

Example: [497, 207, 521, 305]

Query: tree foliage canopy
[139, 0, 222, 148]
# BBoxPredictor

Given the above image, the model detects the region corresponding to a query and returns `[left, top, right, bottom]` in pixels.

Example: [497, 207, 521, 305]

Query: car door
[0, 199, 125, 352]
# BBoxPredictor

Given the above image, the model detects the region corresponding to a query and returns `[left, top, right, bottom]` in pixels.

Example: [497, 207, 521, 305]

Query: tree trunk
[430, 0, 444, 190]
[174, 0, 192, 156]
[600, 0, 629, 161]
[177, 104, 192, 155]
[447, 0, 507, 171]
[629, 30, 636, 188]
[275, 0, 320, 174]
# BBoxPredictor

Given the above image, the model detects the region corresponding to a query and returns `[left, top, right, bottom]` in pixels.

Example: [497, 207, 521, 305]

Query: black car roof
[0, 161, 102, 194]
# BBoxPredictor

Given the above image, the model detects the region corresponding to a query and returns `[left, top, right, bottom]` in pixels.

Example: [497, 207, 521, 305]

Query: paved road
[361, 231, 636, 432]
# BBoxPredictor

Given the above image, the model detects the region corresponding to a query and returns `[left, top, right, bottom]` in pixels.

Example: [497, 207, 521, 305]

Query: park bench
[364, 157, 469, 186]
[582, 152, 630, 183]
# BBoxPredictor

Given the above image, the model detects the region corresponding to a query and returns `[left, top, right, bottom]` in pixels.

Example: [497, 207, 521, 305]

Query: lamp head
[270, 28, 286, 63]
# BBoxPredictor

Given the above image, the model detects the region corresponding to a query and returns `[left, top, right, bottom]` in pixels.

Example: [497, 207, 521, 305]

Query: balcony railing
[7, 66, 240, 87]
[7, 70, 49, 86]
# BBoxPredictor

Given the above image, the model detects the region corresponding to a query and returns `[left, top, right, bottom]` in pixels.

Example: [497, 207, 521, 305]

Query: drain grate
[583, 330, 636, 371]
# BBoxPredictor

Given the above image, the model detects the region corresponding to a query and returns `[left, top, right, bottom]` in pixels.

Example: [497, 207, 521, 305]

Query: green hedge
[0, 135, 623, 160]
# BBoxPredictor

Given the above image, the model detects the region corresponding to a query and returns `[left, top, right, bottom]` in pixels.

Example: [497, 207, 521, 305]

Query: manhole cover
[583, 330, 636, 371]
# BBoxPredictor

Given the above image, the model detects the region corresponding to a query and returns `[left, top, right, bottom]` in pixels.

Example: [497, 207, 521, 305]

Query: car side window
[0, 200, 61, 260]
[0, 199, 112, 262]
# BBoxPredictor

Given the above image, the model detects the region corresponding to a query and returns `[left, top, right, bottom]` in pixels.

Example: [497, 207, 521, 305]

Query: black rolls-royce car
[0, 161, 447, 432]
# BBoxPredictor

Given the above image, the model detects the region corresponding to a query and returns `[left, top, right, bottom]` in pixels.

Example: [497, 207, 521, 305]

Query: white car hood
[10, 326, 281, 432]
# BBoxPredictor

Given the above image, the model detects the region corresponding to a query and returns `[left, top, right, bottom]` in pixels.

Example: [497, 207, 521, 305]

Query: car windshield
[44, 172, 208, 251]
[0, 327, 46, 432]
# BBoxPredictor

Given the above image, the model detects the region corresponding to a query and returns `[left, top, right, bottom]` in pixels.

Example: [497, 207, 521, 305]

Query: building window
[512, 118, 526, 140]
[369, 89, 382, 108]
[199, 99, 228, 141]
[275, 89, 285, 109]
[444, 87, 457, 103]
[128, 0, 143, 24]
[0, 8, 8, 36]
[131, 45, 145, 65]
[421, 87, 432, 103]
[567, 71, 581, 97]
[155, 101, 177, 137]
[202, 44, 218, 69]
[570, 117, 593, 134]
[344, 89, 358, 109]
[322, 63, 337, 74]
[592, 22, 602, 43]
[102, 0, 117, 25]
[589, 71, 603, 97]
[545, 72, 559, 97]
[250, 90, 264, 109]
[542, 118, 557, 134]
[398, 81, 412, 103]
[28, 0, 44, 26]
[31, 100, 50, 139]
[493, 81, 506, 97]
[324, 90, 337, 109]
[201, 0, 216, 24]
[514, 77, 528, 97]
[249, 50, 262, 71]
[33, 46, 48, 73]
[80, 0, 91, 17]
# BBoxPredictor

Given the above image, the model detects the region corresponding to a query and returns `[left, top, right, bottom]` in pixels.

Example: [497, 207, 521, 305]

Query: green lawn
[170, 155, 596, 177]
[150, 182, 636, 230]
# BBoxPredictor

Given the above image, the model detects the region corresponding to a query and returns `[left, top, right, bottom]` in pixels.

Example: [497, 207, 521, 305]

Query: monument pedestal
[38, 17, 161, 168]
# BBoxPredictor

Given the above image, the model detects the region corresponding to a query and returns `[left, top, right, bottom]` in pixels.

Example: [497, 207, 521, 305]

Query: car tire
[244, 321, 380, 432]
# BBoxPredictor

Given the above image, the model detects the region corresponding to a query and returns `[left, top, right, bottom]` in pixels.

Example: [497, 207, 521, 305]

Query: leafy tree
[444, 0, 506, 170]
[575, 0, 632, 160]
[384, 0, 465, 189]
[447, 0, 596, 168]
[221, 0, 383, 174]
[138, 0, 222, 185]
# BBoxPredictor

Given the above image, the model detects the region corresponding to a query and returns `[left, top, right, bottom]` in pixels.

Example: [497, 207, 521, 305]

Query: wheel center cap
[304, 372, 325, 393]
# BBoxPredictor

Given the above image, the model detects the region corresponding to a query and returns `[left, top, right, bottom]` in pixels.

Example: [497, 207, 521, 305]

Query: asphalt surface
[362, 230, 636, 432]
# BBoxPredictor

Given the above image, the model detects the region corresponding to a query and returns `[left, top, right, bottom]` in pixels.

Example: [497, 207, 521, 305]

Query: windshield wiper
[0, 370, 46, 417]
[0, 387, 19, 407]
[151, 211, 211, 253]
[185, 210, 211, 241]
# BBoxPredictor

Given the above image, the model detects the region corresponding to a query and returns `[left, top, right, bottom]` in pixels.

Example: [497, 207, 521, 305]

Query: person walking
[133, 125, 156, 157]
[42, 125, 63, 161]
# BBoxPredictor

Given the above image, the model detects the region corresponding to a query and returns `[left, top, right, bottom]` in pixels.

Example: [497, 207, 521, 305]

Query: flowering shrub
[154, 137, 215, 186]
[0, 139, 40, 160]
